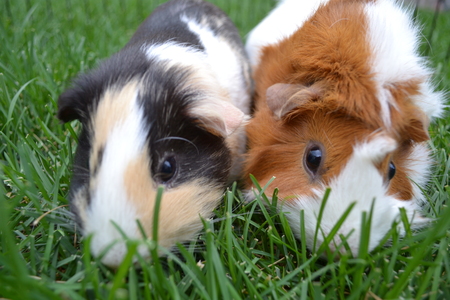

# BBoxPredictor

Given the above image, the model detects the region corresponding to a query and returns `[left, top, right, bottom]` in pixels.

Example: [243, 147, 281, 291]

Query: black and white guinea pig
[58, 0, 252, 267]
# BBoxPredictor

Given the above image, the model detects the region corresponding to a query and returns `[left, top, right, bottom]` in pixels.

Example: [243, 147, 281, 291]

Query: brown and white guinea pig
[244, 0, 445, 255]
[57, 0, 252, 267]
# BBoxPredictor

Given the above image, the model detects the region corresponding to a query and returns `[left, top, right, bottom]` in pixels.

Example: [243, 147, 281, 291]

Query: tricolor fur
[58, 0, 251, 267]
[244, 0, 444, 255]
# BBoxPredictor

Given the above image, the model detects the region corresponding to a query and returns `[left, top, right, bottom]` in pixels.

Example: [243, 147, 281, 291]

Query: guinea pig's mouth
[87, 216, 210, 269]
[284, 187, 427, 257]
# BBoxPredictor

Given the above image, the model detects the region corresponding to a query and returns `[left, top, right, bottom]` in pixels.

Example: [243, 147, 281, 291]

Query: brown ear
[266, 83, 323, 119]
[189, 99, 247, 137]
[397, 106, 430, 143]
[408, 117, 430, 143]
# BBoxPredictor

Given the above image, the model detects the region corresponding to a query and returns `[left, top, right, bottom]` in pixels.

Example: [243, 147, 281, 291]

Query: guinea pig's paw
[243, 188, 257, 202]
[355, 134, 397, 164]
[92, 236, 151, 268]
[95, 239, 128, 268]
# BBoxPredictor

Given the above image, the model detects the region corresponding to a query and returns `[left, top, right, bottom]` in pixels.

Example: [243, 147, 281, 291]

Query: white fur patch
[143, 41, 206, 70]
[85, 83, 149, 267]
[283, 135, 425, 255]
[142, 38, 249, 115]
[245, 0, 330, 68]
[182, 15, 251, 114]
[403, 142, 432, 205]
[364, 0, 445, 123]
[142, 17, 251, 116]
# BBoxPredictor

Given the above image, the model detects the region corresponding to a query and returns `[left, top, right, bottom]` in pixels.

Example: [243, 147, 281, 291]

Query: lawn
[1, 0, 449, 299]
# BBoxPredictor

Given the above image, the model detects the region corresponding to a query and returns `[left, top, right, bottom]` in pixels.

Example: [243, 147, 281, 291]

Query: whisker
[209, 211, 252, 223]
[72, 165, 90, 173]
[67, 173, 90, 180]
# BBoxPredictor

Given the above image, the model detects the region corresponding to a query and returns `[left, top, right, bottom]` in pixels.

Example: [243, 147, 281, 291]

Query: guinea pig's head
[58, 62, 245, 267]
[245, 80, 439, 256]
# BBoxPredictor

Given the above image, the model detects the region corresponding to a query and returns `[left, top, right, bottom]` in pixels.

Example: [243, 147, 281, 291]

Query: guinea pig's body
[245, 0, 444, 255]
[58, 0, 252, 267]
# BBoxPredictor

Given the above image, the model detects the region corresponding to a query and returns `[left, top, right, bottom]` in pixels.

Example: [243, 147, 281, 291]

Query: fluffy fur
[244, 0, 444, 255]
[58, 0, 252, 267]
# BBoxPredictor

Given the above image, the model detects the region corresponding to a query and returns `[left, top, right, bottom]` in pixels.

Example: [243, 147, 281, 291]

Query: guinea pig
[57, 0, 252, 267]
[244, 0, 444, 255]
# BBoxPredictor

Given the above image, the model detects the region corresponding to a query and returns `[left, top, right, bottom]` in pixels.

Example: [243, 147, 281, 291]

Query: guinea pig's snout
[82, 135, 155, 267]
[286, 133, 405, 256]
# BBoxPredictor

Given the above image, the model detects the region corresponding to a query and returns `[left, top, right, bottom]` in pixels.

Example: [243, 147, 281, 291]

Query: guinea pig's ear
[57, 83, 93, 123]
[57, 88, 84, 122]
[266, 83, 323, 119]
[189, 100, 246, 137]
[408, 115, 430, 143]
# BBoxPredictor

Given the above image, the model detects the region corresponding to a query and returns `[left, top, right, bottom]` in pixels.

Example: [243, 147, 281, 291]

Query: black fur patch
[139, 63, 231, 188]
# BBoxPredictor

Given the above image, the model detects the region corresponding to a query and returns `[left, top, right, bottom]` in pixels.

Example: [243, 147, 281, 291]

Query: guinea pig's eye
[158, 156, 177, 183]
[388, 161, 396, 181]
[304, 145, 323, 176]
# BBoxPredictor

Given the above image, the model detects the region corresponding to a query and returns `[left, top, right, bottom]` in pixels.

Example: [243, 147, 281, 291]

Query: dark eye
[305, 146, 322, 175]
[388, 161, 396, 180]
[158, 156, 177, 183]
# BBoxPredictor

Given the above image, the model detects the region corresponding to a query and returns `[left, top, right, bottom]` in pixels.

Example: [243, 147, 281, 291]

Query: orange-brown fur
[245, 0, 428, 201]
[125, 152, 221, 248]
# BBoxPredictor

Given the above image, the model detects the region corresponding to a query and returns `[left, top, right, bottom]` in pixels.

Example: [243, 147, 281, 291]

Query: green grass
[1, 0, 449, 299]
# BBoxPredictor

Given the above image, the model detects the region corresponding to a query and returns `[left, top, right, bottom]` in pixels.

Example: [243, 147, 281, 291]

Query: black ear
[57, 87, 86, 123]
[57, 72, 102, 123]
